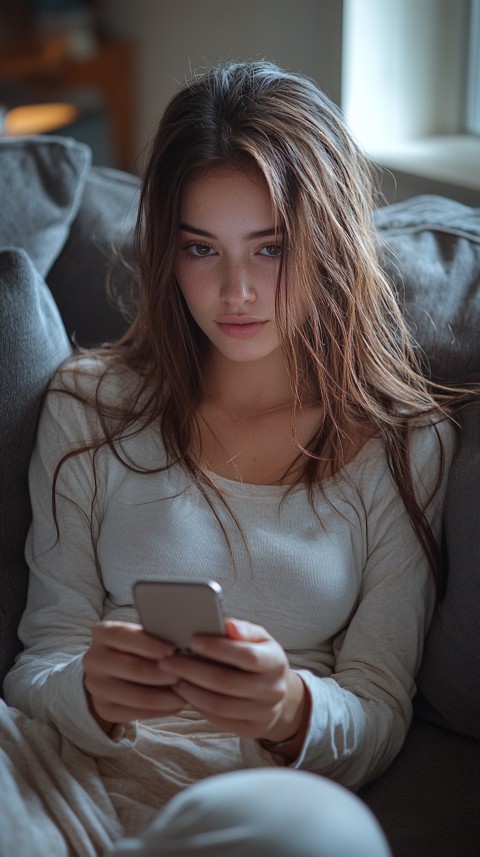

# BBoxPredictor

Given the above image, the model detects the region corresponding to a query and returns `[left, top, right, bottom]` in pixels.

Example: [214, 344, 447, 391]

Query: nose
[220, 260, 255, 306]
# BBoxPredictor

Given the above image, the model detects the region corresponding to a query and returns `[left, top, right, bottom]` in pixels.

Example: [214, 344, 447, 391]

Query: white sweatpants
[109, 769, 391, 857]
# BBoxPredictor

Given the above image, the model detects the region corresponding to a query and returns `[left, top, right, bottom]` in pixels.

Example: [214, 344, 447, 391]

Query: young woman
[4, 60, 457, 857]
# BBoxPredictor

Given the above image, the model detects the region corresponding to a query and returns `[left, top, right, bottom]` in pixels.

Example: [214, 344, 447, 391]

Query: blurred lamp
[3, 102, 80, 135]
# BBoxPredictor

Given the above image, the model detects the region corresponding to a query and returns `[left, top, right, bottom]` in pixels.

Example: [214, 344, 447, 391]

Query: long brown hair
[54, 60, 458, 592]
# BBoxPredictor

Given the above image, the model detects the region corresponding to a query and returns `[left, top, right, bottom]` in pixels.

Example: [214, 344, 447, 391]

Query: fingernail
[226, 618, 246, 635]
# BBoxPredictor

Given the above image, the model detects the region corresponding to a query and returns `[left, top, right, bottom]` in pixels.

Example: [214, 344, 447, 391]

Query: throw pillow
[374, 195, 480, 383]
[0, 135, 91, 277]
[47, 165, 140, 346]
[0, 248, 72, 691]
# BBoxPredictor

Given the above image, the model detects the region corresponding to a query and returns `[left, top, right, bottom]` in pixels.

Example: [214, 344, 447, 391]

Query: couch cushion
[360, 717, 480, 857]
[374, 195, 480, 382]
[47, 165, 140, 346]
[0, 135, 91, 277]
[0, 249, 72, 691]
[414, 400, 480, 740]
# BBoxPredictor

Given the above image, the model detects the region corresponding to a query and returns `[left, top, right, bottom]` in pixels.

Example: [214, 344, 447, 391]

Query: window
[466, 0, 480, 134]
[342, 0, 480, 201]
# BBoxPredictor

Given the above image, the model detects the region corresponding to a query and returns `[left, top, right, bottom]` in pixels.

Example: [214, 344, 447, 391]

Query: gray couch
[1, 135, 479, 857]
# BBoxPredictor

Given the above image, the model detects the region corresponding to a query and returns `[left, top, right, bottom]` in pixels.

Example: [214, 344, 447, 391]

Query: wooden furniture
[0, 36, 136, 173]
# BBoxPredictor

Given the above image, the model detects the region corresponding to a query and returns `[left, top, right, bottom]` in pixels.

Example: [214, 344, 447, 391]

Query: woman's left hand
[161, 618, 310, 748]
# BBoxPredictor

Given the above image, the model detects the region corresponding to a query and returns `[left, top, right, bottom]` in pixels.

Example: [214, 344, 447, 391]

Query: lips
[216, 317, 267, 338]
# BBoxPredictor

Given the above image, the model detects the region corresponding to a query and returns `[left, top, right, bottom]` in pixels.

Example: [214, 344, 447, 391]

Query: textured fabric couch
[1, 135, 479, 857]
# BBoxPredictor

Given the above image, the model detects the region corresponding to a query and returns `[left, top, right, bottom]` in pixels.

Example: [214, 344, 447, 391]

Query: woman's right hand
[82, 620, 185, 733]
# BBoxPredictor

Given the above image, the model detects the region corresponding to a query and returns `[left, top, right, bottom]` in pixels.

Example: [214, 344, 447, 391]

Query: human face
[174, 167, 283, 367]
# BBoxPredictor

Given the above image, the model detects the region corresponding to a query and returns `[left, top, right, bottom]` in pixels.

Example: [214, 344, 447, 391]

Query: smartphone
[133, 579, 226, 652]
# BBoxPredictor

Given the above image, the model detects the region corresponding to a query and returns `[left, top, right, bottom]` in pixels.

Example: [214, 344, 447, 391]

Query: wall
[342, 0, 480, 205]
[342, 0, 467, 151]
[100, 0, 478, 204]
[101, 0, 343, 169]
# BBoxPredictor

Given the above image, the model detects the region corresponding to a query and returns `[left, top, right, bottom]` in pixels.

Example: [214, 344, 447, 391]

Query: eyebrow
[178, 222, 282, 241]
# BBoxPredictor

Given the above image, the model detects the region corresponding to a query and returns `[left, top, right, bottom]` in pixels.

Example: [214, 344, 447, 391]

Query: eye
[259, 244, 282, 258]
[184, 242, 216, 258]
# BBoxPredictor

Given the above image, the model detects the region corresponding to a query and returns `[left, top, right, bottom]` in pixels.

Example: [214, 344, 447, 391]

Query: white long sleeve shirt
[4, 359, 455, 823]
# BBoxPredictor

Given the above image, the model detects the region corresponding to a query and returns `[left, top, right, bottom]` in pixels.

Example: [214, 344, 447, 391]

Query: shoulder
[358, 412, 456, 472]
[409, 413, 457, 473]
[38, 352, 145, 449]
[406, 415, 457, 514]
[340, 413, 456, 511]
[50, 352, 142, 405]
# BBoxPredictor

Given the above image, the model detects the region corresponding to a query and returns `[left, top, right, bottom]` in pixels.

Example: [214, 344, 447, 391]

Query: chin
[212, 342, 283, 366]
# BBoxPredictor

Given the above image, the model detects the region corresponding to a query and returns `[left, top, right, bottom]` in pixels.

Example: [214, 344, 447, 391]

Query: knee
[130, 769, 391, 857]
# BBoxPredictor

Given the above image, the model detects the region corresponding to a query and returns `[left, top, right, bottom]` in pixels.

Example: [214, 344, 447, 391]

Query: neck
[202, 395, 295, 418]
[202, 348, 296, 416]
